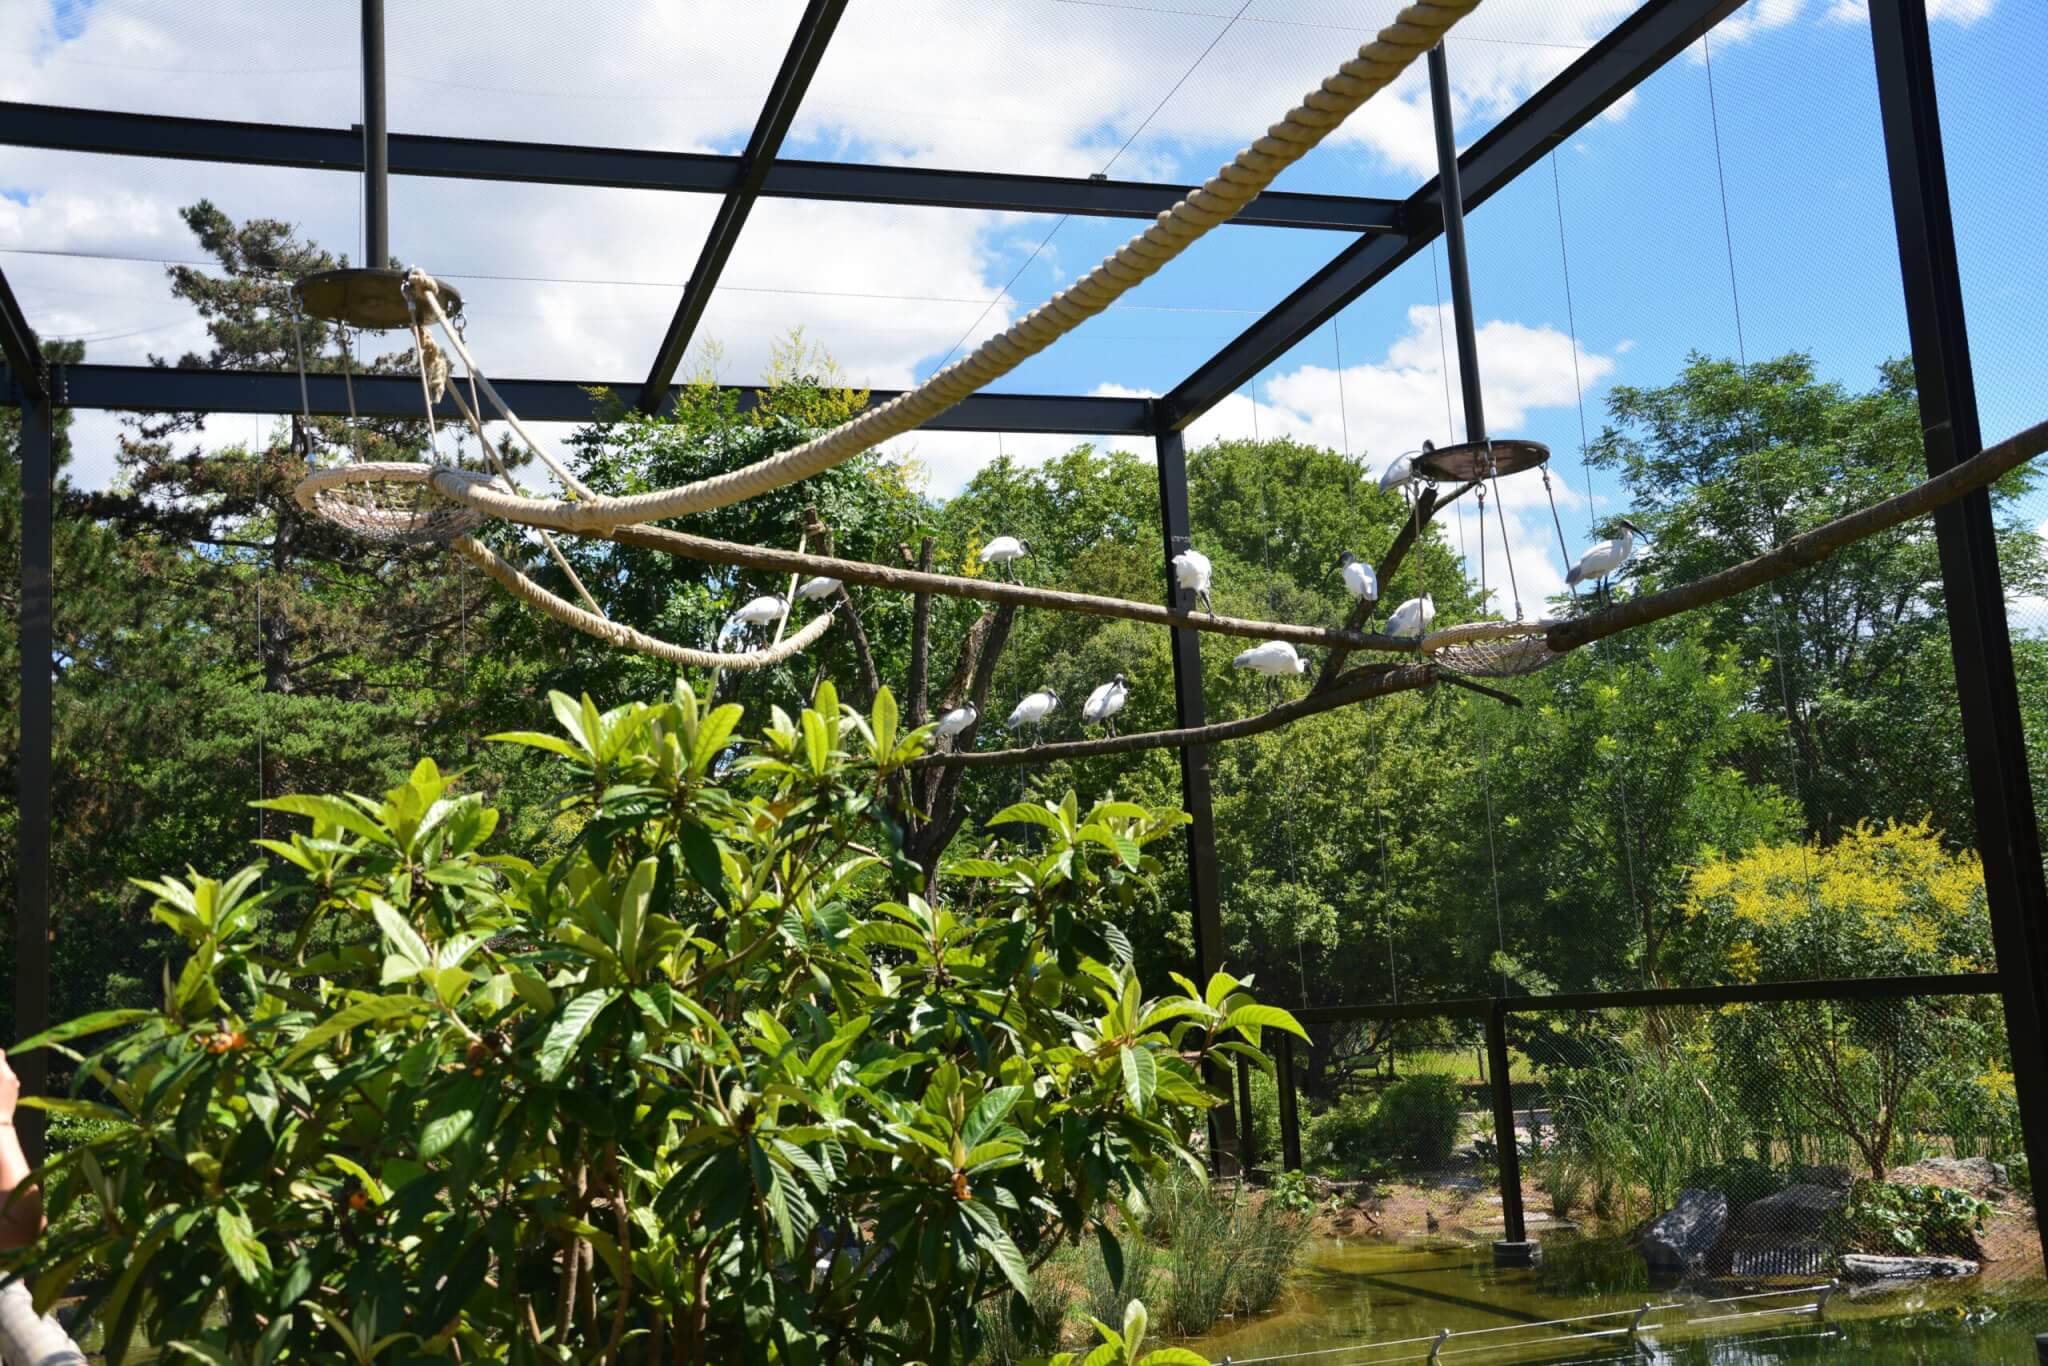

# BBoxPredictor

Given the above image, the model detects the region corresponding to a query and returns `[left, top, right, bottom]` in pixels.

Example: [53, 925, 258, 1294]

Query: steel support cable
[416, 0, 1487, 536]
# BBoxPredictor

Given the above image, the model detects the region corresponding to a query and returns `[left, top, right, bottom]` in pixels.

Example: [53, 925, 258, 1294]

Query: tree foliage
[14, 683, 1299, 1362]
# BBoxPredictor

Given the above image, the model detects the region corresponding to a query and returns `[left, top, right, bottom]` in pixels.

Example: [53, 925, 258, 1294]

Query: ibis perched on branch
[1338, 551, 1378, 605]
[979, 536, 1031, 580]
[1006, 688, 1059, 742]
[933, 703, 977, 749]
[1172, 548, 1214, 615]
[1083, 675, 1129, 736]
[1385, 594, 1435, 641]
[730, 593, 787, 642]
[795, 575, 842, 601]
[1233, 641, 1309, 676]
[1567, 520, 1646, 605]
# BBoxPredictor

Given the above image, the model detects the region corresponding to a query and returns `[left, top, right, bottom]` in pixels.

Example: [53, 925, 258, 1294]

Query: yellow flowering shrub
[1674, 819, 1991, 984]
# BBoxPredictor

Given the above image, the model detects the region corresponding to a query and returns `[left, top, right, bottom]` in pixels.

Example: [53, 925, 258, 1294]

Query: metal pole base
[1492, 1240, 1542, 1267]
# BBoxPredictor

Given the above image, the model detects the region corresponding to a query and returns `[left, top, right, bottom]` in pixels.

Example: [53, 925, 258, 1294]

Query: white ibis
[1232, 641, 1308, 676]
[1083, 675, 1129, 737]
[933, 702, 978, 748]
[1338, 551, 1378, 604]
[795, 575, 842, 601]
[1378, 450, 1418, 494]
[1006, 687, 1059, 741]
[1385, 593, 1436, 640]
[731, 594, 787, 639]
[1567, 520, 1646, 604]
[1172, 548, 1214, 615]
[979, 536, 1031, 580]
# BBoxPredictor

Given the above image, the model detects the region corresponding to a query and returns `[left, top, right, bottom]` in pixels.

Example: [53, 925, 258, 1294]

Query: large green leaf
[280, 995, 425, 1067]
[11, 1008, 156, 1054]
[539, 990, 618, 1083]
[1225, 1003, 1310, 1043]
[1120, 1046, 1157, 1113]
[214, 1202, 271, 1284]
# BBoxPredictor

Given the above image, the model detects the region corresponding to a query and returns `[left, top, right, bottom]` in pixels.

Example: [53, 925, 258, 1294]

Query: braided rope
[425, 0, 1484, 536]
[449, 534, 834, 670]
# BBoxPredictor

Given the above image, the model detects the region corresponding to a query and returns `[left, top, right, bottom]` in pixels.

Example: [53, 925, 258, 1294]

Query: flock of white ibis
[718, 464, 1645, 749]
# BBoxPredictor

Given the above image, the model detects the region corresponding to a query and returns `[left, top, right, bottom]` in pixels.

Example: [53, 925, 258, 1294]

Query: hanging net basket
[1418, 618, 1570, 679]
[1416, 437, 1550, 484]
[295, 461, 486, 546]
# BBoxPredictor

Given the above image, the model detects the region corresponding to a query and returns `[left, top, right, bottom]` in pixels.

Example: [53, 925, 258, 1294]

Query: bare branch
[596, 521, 1399, 652]
[1315, 481, 1474, 690]
[908, 537, 934, 727]
[1546, 415, 2048, 653]
[911, 663, 1440, 769]
[803, 510, 882, 708]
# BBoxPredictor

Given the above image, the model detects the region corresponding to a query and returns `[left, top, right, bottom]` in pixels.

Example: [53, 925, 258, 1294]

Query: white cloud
[1826, 0, 1995, 21]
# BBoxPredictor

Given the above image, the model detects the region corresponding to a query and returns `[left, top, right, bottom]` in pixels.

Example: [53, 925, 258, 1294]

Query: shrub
[1303, 1092, 1380, 1173]
[1836, 1180, 1993, 1258]
[12, 684, 1304, 1362]
[1369, 1073, 1466, 1168]
[1682, 1157, 1790, 1214]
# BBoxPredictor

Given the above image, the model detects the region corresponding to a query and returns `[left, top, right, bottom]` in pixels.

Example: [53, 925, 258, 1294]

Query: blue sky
[0, 0, 2040, 610]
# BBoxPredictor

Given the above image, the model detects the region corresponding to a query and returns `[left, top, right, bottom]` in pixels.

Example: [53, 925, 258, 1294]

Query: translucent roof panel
[383, 2, 807, 153]
[385, 178, 719, 379]
[1, 1, 360, 126]
[0, 147, 358, 364]
[0, 1, 808, 155]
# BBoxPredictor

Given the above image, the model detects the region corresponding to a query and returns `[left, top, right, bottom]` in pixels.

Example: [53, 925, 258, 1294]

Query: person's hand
[0, 1048, 18, 1124]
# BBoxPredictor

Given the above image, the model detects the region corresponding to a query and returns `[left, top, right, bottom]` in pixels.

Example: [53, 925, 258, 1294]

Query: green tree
[1589, 353, 2048, 845]
[15, 682, 1296, 1361]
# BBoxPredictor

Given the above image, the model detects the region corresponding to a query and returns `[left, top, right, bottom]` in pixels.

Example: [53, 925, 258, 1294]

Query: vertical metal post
[1155, 423, 1239, 1169]
[1487, 1002, 1534, 1262]
[360, 0, 389, 269]
[1870, 0, 2048, 1246]
[1427, 42, 1486, 443]
[1276, 1034, 1303, 1172]
[14, 391, 52, 1165]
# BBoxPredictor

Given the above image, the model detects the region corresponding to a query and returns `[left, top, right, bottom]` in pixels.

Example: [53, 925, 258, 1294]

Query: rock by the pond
[1730, 1183, 1845, 1240]
[1640, 1189, 1728, 1273]
[1840, 1253, 1979, 1282]
[1895, 1156, 2009, 1195]
[1790, 1164, 1852, 1191]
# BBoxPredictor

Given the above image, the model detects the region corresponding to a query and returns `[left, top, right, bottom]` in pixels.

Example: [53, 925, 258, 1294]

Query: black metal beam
[1155, 425, 1239, 1170]
[1290, 972, 2003, 1026]
[0, 102, 1400, 233]
[0, 265, 42, 400]
[1870, 0, 2048, 1249]
[1427, 43, 1486, 442]
[12, 362, 1155, 435]
[360, 0, 388, 269]
[1161, 0, 1747, 429]
[640, 0, 850, 410]
[14, 389, 53, 1165]
[1485, 1004, 1526, 1246]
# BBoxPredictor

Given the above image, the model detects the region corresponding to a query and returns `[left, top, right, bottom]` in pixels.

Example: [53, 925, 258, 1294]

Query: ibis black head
[1046, 688, 1058, 706]
[1338, 550, 1359, 568]
[1422, 438, 1436, 453]
[1113, 673, 1128, 686]
[1019, 538, 1034, 554]
[1619, 518, 1646, 537]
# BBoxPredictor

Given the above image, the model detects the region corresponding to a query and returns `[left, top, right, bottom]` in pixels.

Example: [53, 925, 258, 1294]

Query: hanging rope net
[295, 460, 487, 547]
[1418, 618, 1572, 679]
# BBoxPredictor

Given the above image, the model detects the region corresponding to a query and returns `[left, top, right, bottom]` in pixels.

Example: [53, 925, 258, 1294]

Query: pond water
[1182, 1233, 2048, 1363]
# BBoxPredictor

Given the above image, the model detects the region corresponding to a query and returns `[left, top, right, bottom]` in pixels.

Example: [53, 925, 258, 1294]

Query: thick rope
[425, 1, 1485, 536]
[449, 534, 833, 671]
